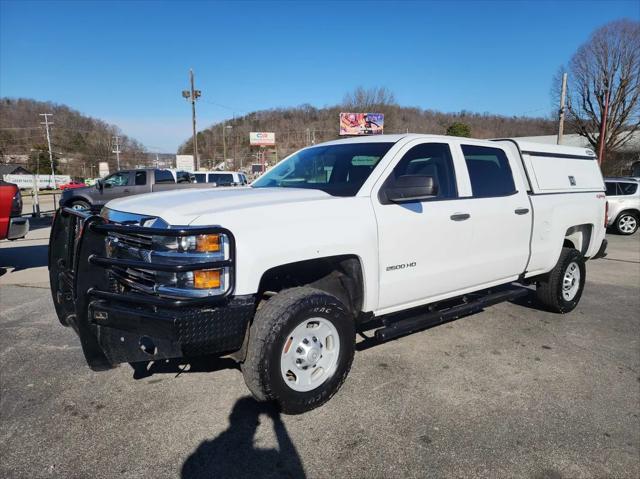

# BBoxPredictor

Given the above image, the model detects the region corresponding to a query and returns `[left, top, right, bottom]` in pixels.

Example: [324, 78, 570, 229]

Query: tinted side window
[176, 171, 192, 183]
[103, 172, 129, 187]
[210, 173, 234, 185]
[462, 145, 516, 198]
[154, 170, 175, 184]
[135, 171, 147, 186]
[386, 143, 457, 199]
[605, 182, 618, 196]
[619, 182, 638, 195]
[194, 173, 206, 183]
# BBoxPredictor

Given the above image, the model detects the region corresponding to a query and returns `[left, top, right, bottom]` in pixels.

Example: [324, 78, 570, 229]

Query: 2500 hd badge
[386, 262, 417, 271]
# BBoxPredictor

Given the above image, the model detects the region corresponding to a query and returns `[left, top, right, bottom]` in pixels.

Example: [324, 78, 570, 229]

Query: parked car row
[58, 168, 248, 211]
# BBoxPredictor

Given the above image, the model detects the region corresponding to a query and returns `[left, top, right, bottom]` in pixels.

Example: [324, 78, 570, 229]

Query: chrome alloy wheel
[280, 317, 340, 392]
[618, 214, 637, 234]
[562, 261, 581, 301]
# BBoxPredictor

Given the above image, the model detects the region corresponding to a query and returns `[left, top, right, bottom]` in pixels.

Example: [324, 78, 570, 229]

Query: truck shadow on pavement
[0, 244, 49, 272]
[130, 356, 239, 379]
[181, 396, 306, 479]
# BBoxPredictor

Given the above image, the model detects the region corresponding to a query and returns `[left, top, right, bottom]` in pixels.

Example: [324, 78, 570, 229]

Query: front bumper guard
[48, 207, 254, 370]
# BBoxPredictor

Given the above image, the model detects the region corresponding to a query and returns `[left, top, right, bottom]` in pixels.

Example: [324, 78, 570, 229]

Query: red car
[0, 180, 29, 240]
[58, 180, 87, 190]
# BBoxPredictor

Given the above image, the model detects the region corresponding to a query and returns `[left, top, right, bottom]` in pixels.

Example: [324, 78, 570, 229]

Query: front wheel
[70, 200, 90, 211]
[615, 212, 638, 235]
[536, 247, 586, 313]
[241, 287, 355, 414]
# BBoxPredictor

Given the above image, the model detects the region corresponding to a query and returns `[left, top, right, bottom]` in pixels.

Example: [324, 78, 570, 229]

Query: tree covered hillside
[0, 98, 146, 175]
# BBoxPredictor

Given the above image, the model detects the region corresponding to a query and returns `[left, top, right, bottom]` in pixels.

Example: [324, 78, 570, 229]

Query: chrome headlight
[150, 233, 231, 298]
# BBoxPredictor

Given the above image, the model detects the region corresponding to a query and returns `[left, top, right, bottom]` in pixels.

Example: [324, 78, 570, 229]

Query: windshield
[252, 142, 394, 196]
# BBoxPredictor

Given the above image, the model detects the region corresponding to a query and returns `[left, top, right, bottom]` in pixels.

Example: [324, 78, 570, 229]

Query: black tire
[70, 200, 90, 211]
[536, 247, 586, 313]
[614, 211, 639, 235]
[241, 287, 355, 414]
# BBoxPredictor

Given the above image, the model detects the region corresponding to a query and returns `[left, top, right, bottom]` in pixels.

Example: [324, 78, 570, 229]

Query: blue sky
[1, 0, 638, 152]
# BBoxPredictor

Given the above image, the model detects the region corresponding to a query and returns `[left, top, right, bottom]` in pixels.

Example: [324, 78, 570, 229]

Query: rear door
[129, 170, 149, 196]
[454, 142, 531, 285]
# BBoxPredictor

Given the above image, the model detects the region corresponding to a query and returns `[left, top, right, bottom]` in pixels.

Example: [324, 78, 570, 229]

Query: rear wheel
[241, 287, 355, 414]
[536, 247, 586, 313]
[615, 212, 638, 235]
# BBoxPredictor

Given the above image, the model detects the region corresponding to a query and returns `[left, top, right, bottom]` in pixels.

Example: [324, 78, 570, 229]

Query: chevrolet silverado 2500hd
[49, 134, 607, 413]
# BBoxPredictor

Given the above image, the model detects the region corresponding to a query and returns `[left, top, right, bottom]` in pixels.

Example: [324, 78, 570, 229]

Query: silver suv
[605, 177, 640, 235]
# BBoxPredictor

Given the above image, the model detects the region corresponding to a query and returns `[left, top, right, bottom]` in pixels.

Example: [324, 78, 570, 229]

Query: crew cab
[0, 180, 28, 240]
[49, 134, 607, 413]
[59, 168, 216, 211]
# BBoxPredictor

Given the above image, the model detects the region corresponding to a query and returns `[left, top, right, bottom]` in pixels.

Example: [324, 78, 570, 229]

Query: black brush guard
[48, 208, 255, 371]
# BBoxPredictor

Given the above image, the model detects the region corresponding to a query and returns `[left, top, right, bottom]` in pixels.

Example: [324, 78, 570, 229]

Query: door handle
[450, 213, 470, 221]
[123, 189, 130, 193]
[514, 208, 529, 215]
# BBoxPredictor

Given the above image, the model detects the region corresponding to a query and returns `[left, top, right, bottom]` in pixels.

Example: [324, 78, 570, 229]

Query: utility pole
[222, 123, 227, 165]
[597, 86, 611, 166]
[39, 113, 56, 188]
[557, 72, 568, 145]
[182, 69, 201, 170]
[112, 135, 121, 170]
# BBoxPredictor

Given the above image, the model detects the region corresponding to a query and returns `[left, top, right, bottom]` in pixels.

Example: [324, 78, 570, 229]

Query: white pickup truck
[49, 134, 607, 413]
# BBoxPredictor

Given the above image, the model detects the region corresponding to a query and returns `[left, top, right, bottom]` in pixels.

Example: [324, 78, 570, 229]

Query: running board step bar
[374, 286, 530, 343]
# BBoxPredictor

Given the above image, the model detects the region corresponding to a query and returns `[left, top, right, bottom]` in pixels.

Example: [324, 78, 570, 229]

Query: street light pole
[182, 69, 201, 170]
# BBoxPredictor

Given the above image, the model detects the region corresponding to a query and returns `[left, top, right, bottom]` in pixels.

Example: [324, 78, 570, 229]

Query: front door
[372, 140, 475, 313]
[100, 171, 132, 202]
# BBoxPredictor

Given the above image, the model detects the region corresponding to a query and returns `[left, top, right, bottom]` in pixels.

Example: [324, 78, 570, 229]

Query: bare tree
[342, 86, 397, 111]
[563, 20, 640, 160]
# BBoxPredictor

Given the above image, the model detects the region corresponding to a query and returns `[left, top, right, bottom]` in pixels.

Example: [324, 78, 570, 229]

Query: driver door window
[103, 172, 130, 187]
[382, 143, 457, 201]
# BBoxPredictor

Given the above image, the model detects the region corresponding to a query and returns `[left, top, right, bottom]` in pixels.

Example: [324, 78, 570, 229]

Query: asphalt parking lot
[1, 224, 638, 479]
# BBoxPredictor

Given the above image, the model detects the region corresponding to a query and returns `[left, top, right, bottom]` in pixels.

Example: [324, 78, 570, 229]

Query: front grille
[106, 230, 158, 293]
[109, 231, 152, 248]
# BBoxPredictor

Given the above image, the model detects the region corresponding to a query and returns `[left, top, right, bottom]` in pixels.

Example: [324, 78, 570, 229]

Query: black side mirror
[384, 175, 437, 203]
[96, 179, 103, 191]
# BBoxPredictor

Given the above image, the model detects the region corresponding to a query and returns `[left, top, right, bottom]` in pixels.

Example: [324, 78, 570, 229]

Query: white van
[192, 171, 248, 186]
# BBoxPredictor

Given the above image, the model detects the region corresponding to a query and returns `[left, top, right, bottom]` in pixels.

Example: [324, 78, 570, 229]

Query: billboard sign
[98, 161, 110, 178]
[176, 155, 195, 171]
[339, 112, 384, 136]
[3, 174, 71, 189]
[249, 132, 276, 146]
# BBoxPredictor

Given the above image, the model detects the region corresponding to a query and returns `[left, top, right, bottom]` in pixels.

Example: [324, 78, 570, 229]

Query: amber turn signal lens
[196, 234, 220, 252]
[194, 269, 221, 289]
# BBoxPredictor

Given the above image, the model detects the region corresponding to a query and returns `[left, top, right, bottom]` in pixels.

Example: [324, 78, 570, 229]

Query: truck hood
[105, 187, 335, 225]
